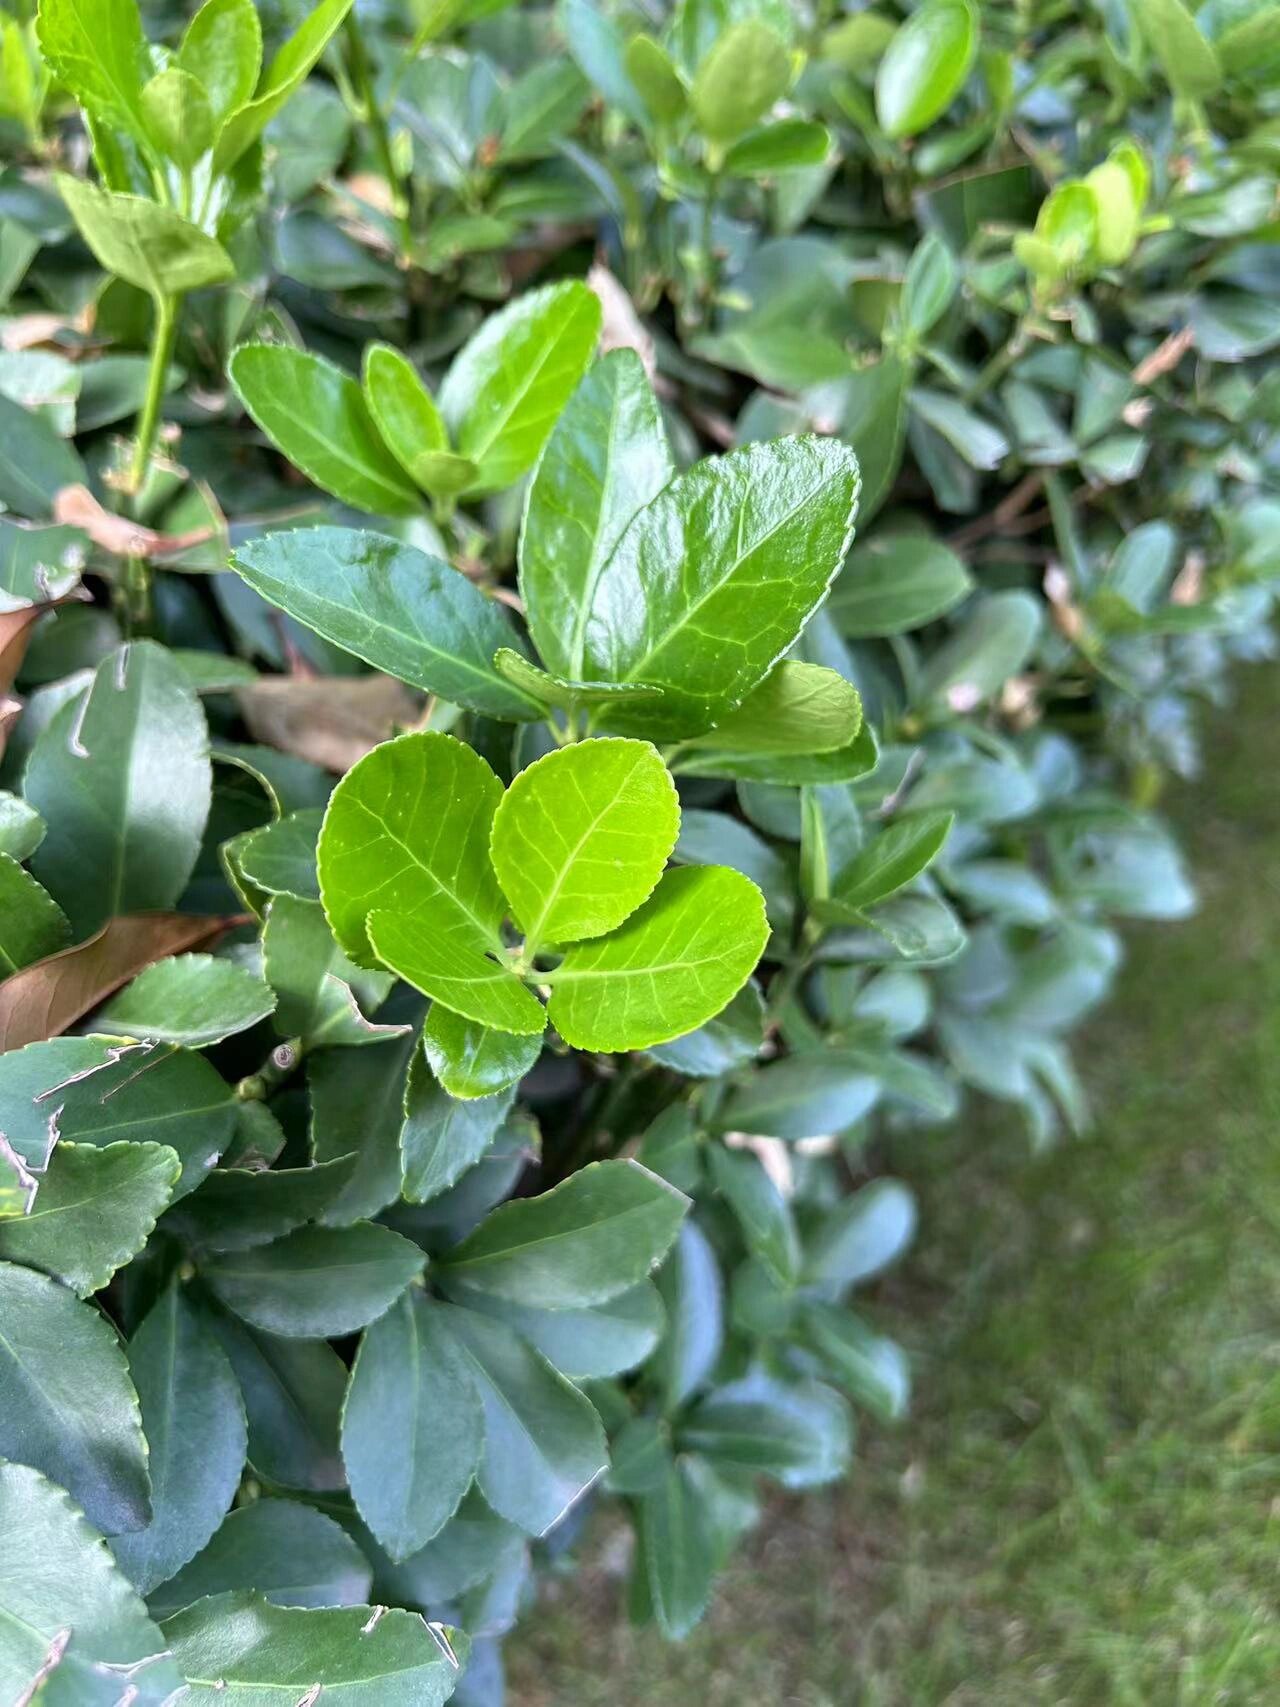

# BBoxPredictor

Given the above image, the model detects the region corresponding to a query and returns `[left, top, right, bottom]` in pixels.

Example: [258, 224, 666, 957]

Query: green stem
[120, 290, 180, 633]
[345, 12, 413, 262]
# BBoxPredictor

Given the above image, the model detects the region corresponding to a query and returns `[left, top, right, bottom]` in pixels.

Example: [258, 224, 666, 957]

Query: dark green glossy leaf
[830, 530, 971, 637]
[708, 1145, 799, 1286]
[400, 1048, 516, 1203]
[0, 852, 69, 973]
[804, 1178, 917, 1293]
[203, 1222, 425, 1338]
[207, 1312, 347, 1492]
[168, 1154, 362, 1254]
[638, 1459, 714, 1640]
[422, 1004, 541, 1099]
[96, 953, 275, 1047]
[150, 1498, 373, 1616]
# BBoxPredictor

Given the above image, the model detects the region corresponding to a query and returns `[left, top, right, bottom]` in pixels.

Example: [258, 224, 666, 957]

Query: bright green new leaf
[162, 1591, 467, 1704]
[24, 641, 211, 939]
[0, 1260, 151, 1534]
[830, 529, 971, 636]
[96, 952, 276, 1046]
[1135, 0, 1222, 97]
[212, 0, 357, 172]
[721, 118, 831, 176]
[520, 347, 674, 683]
[111, 1282, 246, 1595]
[0, 1461, 184, 1706]
[231, 529, 537, 719]
[441, 1301, 609, 1535]
[439, 1157, 689, 1308]
[229, 346, 420, 515]
[369, 906, 547, 1035]
[177, 0, 262, 126]
[35, 0, 149, 138]
[580, 436, 859, 737]
[0, 1140, 178, 1296]
[440, 279, 602, 494]
[149, 1498, 372, 1615]
[342, 1291, 483, 1559]
[546, 865, 769, 1051]
[203, 1221, 425, 1338]
[875, 0, 979, 138]
[692, 21, 791, 145]
[831, 811, 954, 910]
[141, 66, 214, 168]
[625, 33, 687, 124]
[362, 342, 453, 494]
[683, 662, 861, 757]
[493, 647, 668, 715]
[0, 852, 68, 973]
[57, 177, 235, 299]
[491, 737, 681, 949]
[423, 1004, 542, 1099]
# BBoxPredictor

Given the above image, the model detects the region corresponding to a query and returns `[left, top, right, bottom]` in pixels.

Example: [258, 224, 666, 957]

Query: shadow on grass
[508, 662, 1280, 1707]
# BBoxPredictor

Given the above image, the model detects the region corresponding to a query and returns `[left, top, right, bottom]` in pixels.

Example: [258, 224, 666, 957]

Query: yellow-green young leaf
[229, 346, 420, 516]
[721, 118, 831, 177]
[581, 436, 860, 739]
[1134, 0, 1222, 97]
[140, 67, 214, 168]
[520, 348, 674, 683]
[683, 662, 861, 758]
[369, 906, 547, 1035]
[361, 343, 451, 494]
[422, 1005, 542, 1100]
[411, 450, 478, 499]
[546, 865, 768, 1052]
[212, 0, 356, 173]
[491, 738, 680, 950]
[440, 280, 602, 494]
[493, 648, 668, 716]
[56, 177, 235, 300]
[177, 0, 261, 127]
[691, 21, 791, 145]
[318, 732, 505, 964]
[230, 530, 536, 720]
[0, 17, 44, 141]
[1084, 158, 1141, 265]
[831, 811, 954, 911]
[440, 1158, 689, 1308]
[35, 0, 149, 138]
[875, 0, 979, 139]
[625, 33, 688, 124]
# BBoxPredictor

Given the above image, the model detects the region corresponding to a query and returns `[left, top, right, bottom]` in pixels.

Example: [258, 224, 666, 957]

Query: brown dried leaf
[0, 913, 240, 1051]
[235, 674, 422, 774]
[0, 587, 89, 696]
[52, 484, 218, 561]
[588, 262, 657, 379]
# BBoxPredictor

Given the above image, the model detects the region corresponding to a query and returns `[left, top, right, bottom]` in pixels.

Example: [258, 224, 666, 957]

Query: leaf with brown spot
[0, 913, 243, 1051]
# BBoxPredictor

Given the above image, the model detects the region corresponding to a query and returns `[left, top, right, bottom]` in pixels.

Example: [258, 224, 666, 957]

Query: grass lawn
[507, 659, 1280, 1706]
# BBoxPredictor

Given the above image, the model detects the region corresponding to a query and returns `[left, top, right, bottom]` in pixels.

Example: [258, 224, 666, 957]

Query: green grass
[507, 660, 1280, 1707]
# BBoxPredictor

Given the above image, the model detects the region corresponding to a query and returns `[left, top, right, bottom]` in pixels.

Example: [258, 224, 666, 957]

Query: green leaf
[799, 1301, 910, 1421]
[229, 346, 420, 515]
[830, 811, 953, 911]
[520, 348, 674, 683]
[440, 279, 602, 495]
[830, 529, 971, 636]
[722, 117, 831, 175]
[678, 1371, 851, 1484]
[362, 342, 452, 495]
[0, 789, 46, 861]
[263, 894, 404, 1048]
[400, 1048, 516, 1202]
[1135, 0, 1222, 97]
[691, 21, 791, 145]
[439, 1158, 688, 1308]
[308, 1027, 418, 1223]
[491, 737, 680, 950]
[901, 232, 959, 337]
[671, 721, 877, 785]
[24, 641, 212, 939]
[149, 1498, 373, 1616]
[714, 1053, 880, 1140]
[0, 851, 68, 974]
[546, 866, 769, 1052]
[207, 1314, 347, 1492]
[654, 1220, 724, 1408]
[422, 1004, 541, 1099]
[0, 1460, 184, 1706]
[96, 953, 275, 1046]
[0, 1260, 150, 1534]
[708, 1146, 799, 1287]
[491, 660, 665, 720]
[0, 389, 89, 516]
[177, 0, 262, 128]
[909, 386, 1008, 470]
[140, 66, 214, 168]
[646, 981, 767, 1078]
[875, 0, 979, 138]
[236, 809, 322, 902]
[625, 33, 687, 124]
[854, 891, 967, 962]
[0, 1140, 178, 1296]
[110, 1282, 246, 1595]
[57, 177, 234, 299]
[168, 1155, 362, 1254]
[35, 0, 148, 138]
[440, 1301, 608, 1535]
[638, 1459, 714, 1640]
[448, 1279, 665, 1378]
[343, 1291, 483, 1560]
[162, 1591, 466, 1704]
[204, 1222, 425, 1339]
[369, 909, 546, 1035]
[212, 0, 357, 173]
[231, 529, 537, 719]
[683, 662, 861, 758]
[580, 436, 860, 738]
[804, 1177, 917, 1293]
[917, 590, 1041, 708]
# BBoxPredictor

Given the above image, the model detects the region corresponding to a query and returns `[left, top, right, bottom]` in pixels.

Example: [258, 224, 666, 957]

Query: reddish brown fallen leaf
[0, 913, 244, 1051]
[0, 695, 20, 760]
[236, 674, 422, 774]
[52, 484, 218, 561]
[0, 587, 90, 696]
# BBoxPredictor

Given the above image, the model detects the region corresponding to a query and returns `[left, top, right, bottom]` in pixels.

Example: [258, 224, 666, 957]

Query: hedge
[0, 0, 1275, 1699]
